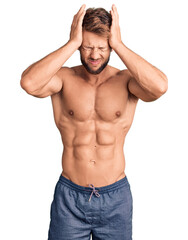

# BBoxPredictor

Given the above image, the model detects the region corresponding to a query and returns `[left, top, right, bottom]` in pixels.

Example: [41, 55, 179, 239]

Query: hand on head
[69, 4, 122, 51]
[109, 4, 122, 50]
[69, 4, 86, 48]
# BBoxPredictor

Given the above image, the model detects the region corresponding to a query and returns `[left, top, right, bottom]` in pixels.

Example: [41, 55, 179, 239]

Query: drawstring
[88, 184, 100, 202]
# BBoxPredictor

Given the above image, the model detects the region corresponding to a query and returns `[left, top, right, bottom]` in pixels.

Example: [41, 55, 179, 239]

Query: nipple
[69, 110, 74, 116]
[115, 111, 121, 117]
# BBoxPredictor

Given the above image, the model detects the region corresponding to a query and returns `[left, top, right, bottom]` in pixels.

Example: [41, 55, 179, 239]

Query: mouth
[88, 59, 101, 66]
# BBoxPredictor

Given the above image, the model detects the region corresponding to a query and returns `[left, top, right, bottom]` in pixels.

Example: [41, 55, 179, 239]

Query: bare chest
[61, 77, 129, 122]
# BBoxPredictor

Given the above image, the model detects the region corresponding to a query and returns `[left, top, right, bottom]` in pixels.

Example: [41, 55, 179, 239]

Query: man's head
[82, 7, 112, 39]
[79, 7, 112, 75]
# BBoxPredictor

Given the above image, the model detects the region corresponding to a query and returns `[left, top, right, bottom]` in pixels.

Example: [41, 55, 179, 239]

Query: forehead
[82, 31, 108, 47]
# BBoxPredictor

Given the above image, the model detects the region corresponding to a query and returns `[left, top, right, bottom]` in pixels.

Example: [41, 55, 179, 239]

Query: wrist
[68, 39, 81, 50]
[112, 41, 124, 52]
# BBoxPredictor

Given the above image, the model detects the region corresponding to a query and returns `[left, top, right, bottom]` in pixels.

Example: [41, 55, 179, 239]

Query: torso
[50, 65, 139, 187]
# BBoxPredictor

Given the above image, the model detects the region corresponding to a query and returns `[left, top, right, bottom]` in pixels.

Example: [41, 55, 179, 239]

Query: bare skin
[20, 4, 168, 187]
[50, 64, 138, 187]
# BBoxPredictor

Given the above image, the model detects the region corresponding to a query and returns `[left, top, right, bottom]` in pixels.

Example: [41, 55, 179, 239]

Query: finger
[77, 4, 86, 14]
[112, 4, 119, 19]
[72, 5, 85, 26]
[111, 5, 116, 17]
[71, 15, 77, 27]
[76, 5, 86, 23]
[76, 4, 86, 21]
[110, 6, 115, 19]
[112, 5, 119, 25]
[78, 8, 86, 25]
[111, 6, 116, 26]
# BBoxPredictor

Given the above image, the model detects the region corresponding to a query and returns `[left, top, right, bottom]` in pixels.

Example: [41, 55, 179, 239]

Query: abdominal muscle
[60, 127, 127, 188]
[50, 66, 138, 188]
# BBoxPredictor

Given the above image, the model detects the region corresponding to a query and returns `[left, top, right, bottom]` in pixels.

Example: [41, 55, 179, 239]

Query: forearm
[20, 40, 78, 92]
[114, 42, 168, 93]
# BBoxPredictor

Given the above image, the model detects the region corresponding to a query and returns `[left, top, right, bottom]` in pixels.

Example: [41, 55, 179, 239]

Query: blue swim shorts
[48, 174, 133, 240]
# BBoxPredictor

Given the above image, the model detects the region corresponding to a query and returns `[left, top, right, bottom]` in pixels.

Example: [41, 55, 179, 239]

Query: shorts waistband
[58, 174, 130, 194]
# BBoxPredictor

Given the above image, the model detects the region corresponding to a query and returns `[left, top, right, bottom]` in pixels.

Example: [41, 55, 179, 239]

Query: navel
[89, 159, 96, 164]
[115, 111, 121, 117]
[69, 110, 74, 116]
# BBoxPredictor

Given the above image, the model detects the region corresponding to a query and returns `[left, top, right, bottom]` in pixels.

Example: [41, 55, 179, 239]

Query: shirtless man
[20, 4, 168, 240]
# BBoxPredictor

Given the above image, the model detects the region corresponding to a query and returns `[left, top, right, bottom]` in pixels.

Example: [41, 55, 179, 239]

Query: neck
[81, 65, 110, 85]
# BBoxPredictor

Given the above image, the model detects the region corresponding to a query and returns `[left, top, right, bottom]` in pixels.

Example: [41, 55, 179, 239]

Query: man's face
[80, 31, 111, 75]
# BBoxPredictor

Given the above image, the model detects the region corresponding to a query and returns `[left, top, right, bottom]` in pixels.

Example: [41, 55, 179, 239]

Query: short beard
[80, 56, 110, 75]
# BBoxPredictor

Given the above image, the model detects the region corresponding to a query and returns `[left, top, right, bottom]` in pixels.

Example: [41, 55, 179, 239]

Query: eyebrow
[83, 45, 107, 48]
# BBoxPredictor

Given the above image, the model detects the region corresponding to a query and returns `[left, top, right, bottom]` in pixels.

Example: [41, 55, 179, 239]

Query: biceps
[128, 78, 158, 102]
[32, 74, 63, 98]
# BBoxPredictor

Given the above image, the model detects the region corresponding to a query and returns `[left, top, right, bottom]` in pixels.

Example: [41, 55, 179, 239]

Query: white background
[0, 0, 187, 239]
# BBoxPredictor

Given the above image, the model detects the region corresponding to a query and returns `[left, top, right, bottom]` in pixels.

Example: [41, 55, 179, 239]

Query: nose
[90, 48, 100, 59]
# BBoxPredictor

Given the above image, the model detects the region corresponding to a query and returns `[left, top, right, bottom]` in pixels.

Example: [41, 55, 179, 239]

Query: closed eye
[99, 47, 107, 51]
[83, 46, 92, 50]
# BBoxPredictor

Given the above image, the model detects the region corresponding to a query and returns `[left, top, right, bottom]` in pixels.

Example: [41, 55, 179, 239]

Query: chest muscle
[61, 78, 128, 122]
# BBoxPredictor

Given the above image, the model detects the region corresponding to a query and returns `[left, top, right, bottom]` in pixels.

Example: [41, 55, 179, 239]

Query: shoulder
[62, 65, 84, 77]
[108, 66, 130, 79]
[57, 66, 80, 83]
[117, 68, 131, 79]
[114, 68, 139, 102]
[59, 66, 75, 76]
[107, 65, 121, 76]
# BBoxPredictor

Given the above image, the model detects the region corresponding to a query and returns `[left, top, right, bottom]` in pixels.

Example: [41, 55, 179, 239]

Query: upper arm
[125, 70, 159, 102]
[128, 77, 159, 102]
[28, 67, 69, 98]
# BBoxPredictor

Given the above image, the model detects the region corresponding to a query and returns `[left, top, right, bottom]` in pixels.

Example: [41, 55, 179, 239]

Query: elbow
[20, 76, 35, 94]
[155, 75, 168, 98]
[160, 75, 168, 94]
[148, 83, 168, 102]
